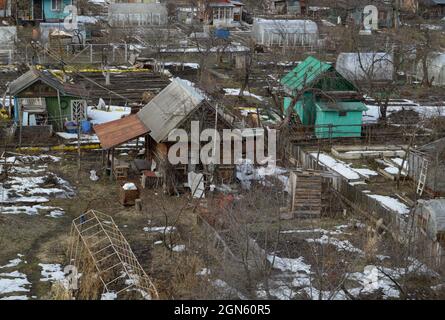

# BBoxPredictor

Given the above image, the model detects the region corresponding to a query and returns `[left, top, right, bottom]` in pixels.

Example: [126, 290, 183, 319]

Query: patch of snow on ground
[196, 268, 211, 276]
[213, 279, 247, 300]
[143, 226, 176, 233]
[0, 295, 29, 300]
[39, 264, 65, 282]
[46, 209, 65, 218]
[101, 292, 118, 300]
[172, 245, 186, 252]
[281, 227, 345, 236]
[0, 271, 27, 278]
[1, 205, 64, 216]
[0, 256, 31, 298]
[306, 235, 364, 255]
[347, 265, 401, 299]
[0, 277, 31, 295]
[267, 255, 311, 274]
[0, 256, 26, 269]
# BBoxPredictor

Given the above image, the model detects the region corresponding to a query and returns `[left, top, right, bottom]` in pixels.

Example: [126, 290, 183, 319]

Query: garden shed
[9, 68, 86, 131]
[282, 56, 367, 139]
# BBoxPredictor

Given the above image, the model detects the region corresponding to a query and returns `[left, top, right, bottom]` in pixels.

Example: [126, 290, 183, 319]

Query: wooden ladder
[416, 158, 429, 196]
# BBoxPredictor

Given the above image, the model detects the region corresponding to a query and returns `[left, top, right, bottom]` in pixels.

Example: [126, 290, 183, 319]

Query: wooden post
[18, 104, 22, 148]
[57, 90, 63, 130]
[110, 148, 115, 181]
[135, 199, 142, 212]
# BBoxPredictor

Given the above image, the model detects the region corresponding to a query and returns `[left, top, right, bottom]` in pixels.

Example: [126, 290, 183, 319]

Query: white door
[71, 100, 87, 122]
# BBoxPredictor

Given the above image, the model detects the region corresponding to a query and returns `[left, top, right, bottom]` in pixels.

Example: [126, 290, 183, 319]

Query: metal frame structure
[69, 209, 158, 299]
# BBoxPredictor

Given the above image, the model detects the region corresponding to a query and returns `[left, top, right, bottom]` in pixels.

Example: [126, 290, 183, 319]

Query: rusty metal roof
[93, 114, 149, 149]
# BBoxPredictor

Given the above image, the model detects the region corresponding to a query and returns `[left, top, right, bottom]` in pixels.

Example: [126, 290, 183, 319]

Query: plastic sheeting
[336, 52, 394, 82]
[252, 18, 318, 47]
[416, 53, 445, 86]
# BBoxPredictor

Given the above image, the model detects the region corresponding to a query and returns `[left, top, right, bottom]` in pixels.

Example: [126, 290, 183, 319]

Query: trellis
[69, 210, 158, 299]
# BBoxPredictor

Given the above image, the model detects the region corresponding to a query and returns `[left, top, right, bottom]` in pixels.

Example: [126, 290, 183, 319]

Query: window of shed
[339, 111, 347, 117]
[52, 0, 62, 11]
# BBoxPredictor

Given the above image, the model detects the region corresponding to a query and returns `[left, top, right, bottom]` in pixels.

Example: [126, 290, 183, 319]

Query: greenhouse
[252, 18, 319, 47]
[336, 52, 394, 82]
[416, 53, 445, 86]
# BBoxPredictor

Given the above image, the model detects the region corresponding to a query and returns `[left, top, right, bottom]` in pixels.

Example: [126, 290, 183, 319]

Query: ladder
[416, 158, 429, 196]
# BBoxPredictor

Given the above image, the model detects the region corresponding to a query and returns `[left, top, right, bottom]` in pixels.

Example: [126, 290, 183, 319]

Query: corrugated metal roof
[94, 114, 149, 150]
[137, 78, 204, 143]
[316, 101, 368, 112]
[280, 56, 332, 93]
[9, 68, 84, 97]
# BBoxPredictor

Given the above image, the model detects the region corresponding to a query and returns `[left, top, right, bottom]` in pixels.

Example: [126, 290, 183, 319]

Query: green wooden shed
[281, 56, 367, 139]
[10, 68, 86, 131]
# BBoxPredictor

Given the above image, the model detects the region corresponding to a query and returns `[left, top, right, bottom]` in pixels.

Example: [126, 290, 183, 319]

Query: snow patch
[39, 264, 65, 282]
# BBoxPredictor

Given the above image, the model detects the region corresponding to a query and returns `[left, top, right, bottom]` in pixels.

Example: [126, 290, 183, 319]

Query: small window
[339, 111, 347, 117]
[52, 0, 62, 11]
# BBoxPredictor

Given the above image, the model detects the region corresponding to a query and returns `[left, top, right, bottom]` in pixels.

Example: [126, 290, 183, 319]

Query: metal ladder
[416, 158, 429, 196]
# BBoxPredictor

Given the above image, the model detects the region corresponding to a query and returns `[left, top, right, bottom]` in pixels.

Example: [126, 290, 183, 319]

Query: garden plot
[0, 154, 75, 217]
[255, 220, 437, 300]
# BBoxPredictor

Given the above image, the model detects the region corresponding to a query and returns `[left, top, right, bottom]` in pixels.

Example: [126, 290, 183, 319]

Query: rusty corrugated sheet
[94, 114, 149, 149]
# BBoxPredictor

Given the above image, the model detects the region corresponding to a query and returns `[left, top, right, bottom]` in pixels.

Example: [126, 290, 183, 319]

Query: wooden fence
[38, 43, 132, 65]
[289, 144, 444, 270]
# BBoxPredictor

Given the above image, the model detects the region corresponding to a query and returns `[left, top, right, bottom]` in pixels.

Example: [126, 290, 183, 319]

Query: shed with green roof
[281, 56, 367, 139]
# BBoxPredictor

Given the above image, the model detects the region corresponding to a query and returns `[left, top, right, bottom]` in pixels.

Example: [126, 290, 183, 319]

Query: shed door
[71, 100, 87, 122]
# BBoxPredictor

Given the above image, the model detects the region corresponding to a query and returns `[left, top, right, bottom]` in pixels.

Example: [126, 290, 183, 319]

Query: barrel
[215, 28, 230, 40]
[81, 120, 92, 133]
